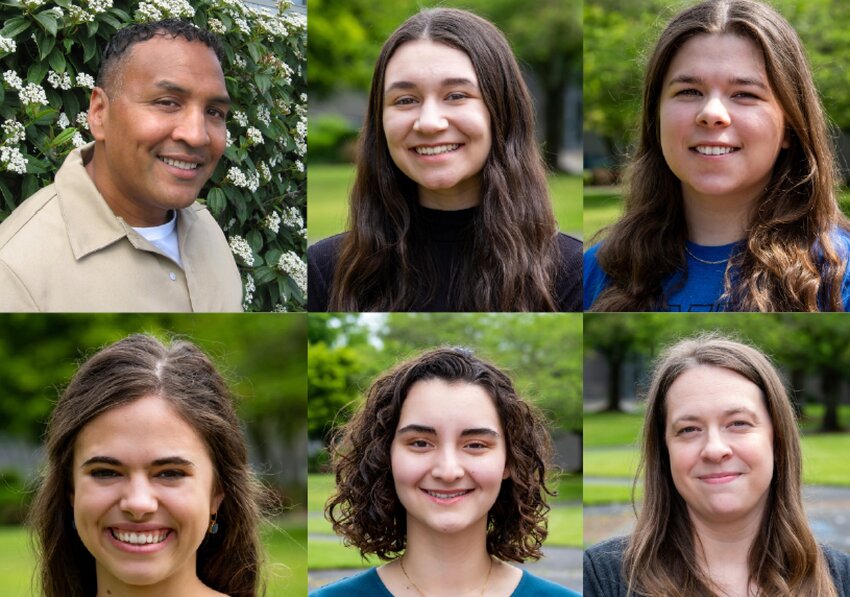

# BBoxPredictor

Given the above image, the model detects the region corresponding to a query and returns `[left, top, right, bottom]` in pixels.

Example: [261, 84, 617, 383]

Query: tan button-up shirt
[0, 143, 242, 312]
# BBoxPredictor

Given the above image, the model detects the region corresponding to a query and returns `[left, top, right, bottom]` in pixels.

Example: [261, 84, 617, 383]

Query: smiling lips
[421, 488, 474, 503]
[691, 145, 739, 156]
[698, 472, 742, 484]
[158, 156, 202, 171]
[413, 143, 461, 156]
[110, 528, 171, 545]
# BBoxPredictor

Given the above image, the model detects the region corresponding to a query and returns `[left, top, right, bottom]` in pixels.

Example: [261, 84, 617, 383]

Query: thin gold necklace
[399, 555, 494, 597]
[684, 245, 730, 265]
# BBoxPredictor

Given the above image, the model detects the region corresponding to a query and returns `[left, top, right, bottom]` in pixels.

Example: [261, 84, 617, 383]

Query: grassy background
[307, 164, 583, 244]
[307, 472, 582, 570]
[0, 521, 306, 596]
[583, 408, 850, 505]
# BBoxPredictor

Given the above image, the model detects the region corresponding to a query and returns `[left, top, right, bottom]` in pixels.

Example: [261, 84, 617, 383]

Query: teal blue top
[310, 567, 580, 596]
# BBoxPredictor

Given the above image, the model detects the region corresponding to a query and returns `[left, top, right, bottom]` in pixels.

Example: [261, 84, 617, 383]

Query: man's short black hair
[96, 19, 225, 92]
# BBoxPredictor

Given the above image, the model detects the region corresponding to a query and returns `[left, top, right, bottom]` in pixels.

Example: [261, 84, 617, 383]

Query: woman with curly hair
[28, 335, 268, 597]
[308, 8, 582, 312]
[584, 0, 850, 312]
[312, 347, 578, 596]
[584, 334, 850, 596]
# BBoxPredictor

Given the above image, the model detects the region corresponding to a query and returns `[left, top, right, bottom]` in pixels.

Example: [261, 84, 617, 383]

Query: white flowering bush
[0, 0, 307, 311]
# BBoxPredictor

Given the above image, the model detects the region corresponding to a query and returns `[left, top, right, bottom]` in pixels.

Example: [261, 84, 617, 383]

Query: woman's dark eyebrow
[460, 428, 501, 438]
[81, 455, 121, 467]
[385, 77, 478, 94]
[80, 456, 195, 467]
[666, 74, 767, 90]
[396, 424, 436, 435]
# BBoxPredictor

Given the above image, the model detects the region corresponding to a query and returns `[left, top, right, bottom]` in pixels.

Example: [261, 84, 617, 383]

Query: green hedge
[0, 0, 307, 311]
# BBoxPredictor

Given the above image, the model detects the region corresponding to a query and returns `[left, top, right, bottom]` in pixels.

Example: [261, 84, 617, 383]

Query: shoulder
[310, 568, 389, 597]
[308, 232, 347, 265]
[514, 570, 580, 596]
[0, 183, 60, 249]
[307, 233, 348, 311]
[583, 241, 608, 310]
[821, 544, 850, 591]
[584, 537, 629, 597]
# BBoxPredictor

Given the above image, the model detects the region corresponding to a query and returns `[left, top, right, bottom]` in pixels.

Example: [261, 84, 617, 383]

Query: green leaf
[37, 31, 56, 61]
[247, 229, 263, 253]
[48, 49, 66, 73]
[86, 20, 98, 37]
[100, 14, 121, 30]
[34, 10, 58, 37]
[246, 42, 262, 64]
[1, 17, 30, 39]
[253, 265, 277, 285]
[81, 34, 97, 63]
[206, 187, 226, 215]
[254, 74, 271, 95]
[63, 92, 80, 120]
[49, 127, 77, 149]
[27, 61, 48, 84]
[21, 174, 38, 199]
[0, 180, 14, 212]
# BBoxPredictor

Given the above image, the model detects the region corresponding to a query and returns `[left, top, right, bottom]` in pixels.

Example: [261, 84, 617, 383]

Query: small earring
[208, 512, 219, 535]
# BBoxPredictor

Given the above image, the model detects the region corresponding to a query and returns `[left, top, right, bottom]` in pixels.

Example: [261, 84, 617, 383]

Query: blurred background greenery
[307, 313, 582, 584]
[307, 0, 583, 241]
[0, 314, 307, 596]
[584, 0, 850, 239]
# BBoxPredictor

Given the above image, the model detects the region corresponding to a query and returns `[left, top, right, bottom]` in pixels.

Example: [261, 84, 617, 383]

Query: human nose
[696, 96, 731, 128]
[700, 428, 733, 462]
[431, 447, 464, 481]
[120, 476, 158, 518]
[172, 107, 211, 147]
[413, 98, 448, 134]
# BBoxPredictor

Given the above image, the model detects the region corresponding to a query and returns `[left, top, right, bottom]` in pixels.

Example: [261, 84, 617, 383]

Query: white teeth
[426, 490, 470, 499]
[415, 144, 460, 156]
[160, 157, 200, 170]
[111, 529, 169, 545]
[694, 145, 736, 156]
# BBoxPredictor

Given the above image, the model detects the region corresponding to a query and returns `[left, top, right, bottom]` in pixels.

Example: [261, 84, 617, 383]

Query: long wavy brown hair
[329, 8, 560, 311]
[590, 0, 848, 312]
[624, 334, 837, 596]
[325, 347, 555, 562]
[28, 335, 268, 597]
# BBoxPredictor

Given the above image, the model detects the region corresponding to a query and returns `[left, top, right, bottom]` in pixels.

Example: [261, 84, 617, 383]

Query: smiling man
[0, 20, 242, 311]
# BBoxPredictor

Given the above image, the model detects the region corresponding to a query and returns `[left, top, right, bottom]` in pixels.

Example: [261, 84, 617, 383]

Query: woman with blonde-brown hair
[584, 334, 850, 596]
[584, 0, 850, 312]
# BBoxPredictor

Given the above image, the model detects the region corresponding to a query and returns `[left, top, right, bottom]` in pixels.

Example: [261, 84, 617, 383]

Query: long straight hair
[591, 0, 848, 312]
[329, 8, 560, 311]
[624, 334, 837, 596]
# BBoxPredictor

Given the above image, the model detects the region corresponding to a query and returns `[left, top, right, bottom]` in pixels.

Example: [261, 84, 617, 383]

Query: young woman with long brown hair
[312, 348, 579, 596]
[28, 335, 268, 597]
[584, 335, 850, 596]
[584, 0, 850, 312]
[308, 8, 582, 312]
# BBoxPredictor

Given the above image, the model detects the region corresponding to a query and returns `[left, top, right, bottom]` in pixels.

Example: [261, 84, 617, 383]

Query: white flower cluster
[23, 0, 45, 8]
[257, 106, 271, 127]
[233, 54, 247, 69]
[282, 12, 306, 32]
[281, 205, 303, 230]
[72, 131, 87, 148]
[295, 160, 304, 173]
[277, 251, 306, 295]
[229, 235, 254, 266]
[50, 6, 63, 17]
[0, 36, 16, 54]
[87, 0, 113, 13]
[68, 5, 95, 23]
[226, 129, 233, 148]
[294, 116, 307, 156]
[3, 70, 23, 90]
[76, 73, 95, 89]
[232, 111, 248, 128]
[227, 166, 260, 192]
[2, 120, 26, 145]
[208, 18, 225, 34]
[272, 303, 288, 312]
[258, 14, 293, 40]
[58, 112, 71, 129]
[47, 70, 72, 90]
[76, 111, 89, 130]
[1, 146, 27, 175]
[242, 273, 255, 309]
[138, 0, 194, 20]
[20, 82, 49, 106]
[258, 161, 271, 181]
[300, 93, 307, 103]
[276, 98, 290, 115]
[263, 211, 281, 233]
[276, 0, 292, 13]
[234, 16, 250, 35]
[246, 126, 264, 145]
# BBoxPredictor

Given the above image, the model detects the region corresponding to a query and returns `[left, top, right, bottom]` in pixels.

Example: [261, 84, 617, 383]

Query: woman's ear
[212, 492, 224, 512]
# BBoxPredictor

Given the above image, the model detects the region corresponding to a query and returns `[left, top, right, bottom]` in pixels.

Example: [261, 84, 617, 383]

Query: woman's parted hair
[28, 334, 266, 597]
[591, 0, 849, 312]
[329, 8, 560, 311]
[625, 334, 836, 596]
[325, 347, 554, 562]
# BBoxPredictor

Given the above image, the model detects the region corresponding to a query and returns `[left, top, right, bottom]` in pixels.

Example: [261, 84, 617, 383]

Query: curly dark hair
[97, 19, 224, 92]
[28, 334, 267, 597]
[325, 347, 555, 562]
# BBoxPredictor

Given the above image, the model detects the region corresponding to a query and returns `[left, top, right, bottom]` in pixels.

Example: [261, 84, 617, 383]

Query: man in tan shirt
[0, 19, 242, 311]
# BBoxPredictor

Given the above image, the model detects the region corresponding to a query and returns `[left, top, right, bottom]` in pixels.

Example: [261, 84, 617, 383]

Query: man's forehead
[120, 37, 227, 91]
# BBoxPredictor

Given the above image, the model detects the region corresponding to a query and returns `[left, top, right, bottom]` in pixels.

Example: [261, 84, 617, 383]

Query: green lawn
[307, 164, 583, 243]
[802, 434, 850, 487]
[0, 522, 305, 596]
[583, 411, 644, 447]
[583, 482, 643, 506]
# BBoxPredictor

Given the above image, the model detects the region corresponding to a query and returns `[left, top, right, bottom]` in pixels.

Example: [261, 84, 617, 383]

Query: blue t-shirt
[310, 567, 580, 596]
[583, 230, 850, 312]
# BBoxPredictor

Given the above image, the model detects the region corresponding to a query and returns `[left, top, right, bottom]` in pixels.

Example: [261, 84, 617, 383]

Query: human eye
[391, 95, 418, 107]
[464, 440, 490, 451]
[674, 88, 701, 97]
[446, 91, 469, 101]
[154, 98, 181, 110]
[155, 469, 188, 480]
[675, 425, 700, 436]
[89, 468, 121, 479]
[407, 438, 433, 450]
[207, 107, 227, 120]
[729, 419, 753, 430]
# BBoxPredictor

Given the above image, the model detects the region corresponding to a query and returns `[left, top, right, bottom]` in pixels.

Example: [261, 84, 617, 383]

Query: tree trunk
[820, 369, 842, 432]
[542, 80, 565, 171]
[789, 368, 805, 419]
[605, 356, 623, 412]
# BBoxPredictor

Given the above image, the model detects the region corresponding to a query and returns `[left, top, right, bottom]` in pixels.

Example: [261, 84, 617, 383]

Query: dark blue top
[583, 230, 850, 311]
[310, 567, 581, 596]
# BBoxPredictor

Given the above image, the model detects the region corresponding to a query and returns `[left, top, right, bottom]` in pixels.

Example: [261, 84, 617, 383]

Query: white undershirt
[133, 211, 182, 267]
